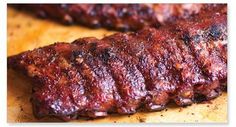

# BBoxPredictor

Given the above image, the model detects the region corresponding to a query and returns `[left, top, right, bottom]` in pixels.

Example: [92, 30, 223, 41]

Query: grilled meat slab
[12, 4, 226, 31]
[8, 5, 227, 121]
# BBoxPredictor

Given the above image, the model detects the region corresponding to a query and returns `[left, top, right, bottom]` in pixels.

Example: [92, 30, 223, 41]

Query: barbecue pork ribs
[8, 6, 227, 121]
[12, 4, 226, 31]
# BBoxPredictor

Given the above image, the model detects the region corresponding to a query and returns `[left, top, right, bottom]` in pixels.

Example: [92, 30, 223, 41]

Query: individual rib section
[69, 39, 117, 118]
[173, 37, 208, 103]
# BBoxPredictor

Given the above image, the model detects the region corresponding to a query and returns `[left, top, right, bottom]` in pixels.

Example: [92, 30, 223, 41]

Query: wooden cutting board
[7, 7, 228, 123]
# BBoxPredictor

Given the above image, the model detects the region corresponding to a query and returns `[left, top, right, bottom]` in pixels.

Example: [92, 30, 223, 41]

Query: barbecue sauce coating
[8, 5, 227, 121]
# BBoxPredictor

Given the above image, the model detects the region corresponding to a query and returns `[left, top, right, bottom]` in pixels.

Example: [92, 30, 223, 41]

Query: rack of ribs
[7, 6, 227, 121]
[11, 4, 226, 31]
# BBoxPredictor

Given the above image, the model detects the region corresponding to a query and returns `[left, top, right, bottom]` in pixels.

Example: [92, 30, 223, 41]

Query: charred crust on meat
[182, 33, 191, 45]
[7, 4, 227, 121]
[209, 25, 222, 40]
[99, 48, 113, 63]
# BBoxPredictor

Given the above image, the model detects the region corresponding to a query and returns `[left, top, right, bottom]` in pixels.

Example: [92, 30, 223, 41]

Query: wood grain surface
[7, 7, 228, 123]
